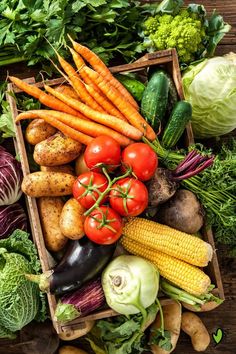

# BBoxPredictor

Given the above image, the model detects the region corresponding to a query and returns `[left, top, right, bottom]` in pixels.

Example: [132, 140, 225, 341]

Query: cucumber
[166, 75, 178, 116]
[162, 100, 192, 149]
[115, 74, 145, 102]
[141, 69, 169, 131]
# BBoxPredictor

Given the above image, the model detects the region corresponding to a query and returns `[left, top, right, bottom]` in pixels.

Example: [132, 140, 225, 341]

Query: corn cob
[123, 217, 213, 267]
[121, 236, 211, 296]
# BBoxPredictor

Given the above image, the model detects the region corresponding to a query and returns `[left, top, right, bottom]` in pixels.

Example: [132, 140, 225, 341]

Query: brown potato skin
[40, 164, 75, 175]
[38, 197, 67, 252]
[151, 301, 182, 354]
[60, 198, 85, 240]
[33, 132, 82, 166]
[181, 312, 210, 352]
[59, 346, 88, 354]
[21, 172, 76, 197]
[75, 152, 90, 176]
[25, 119, 57, 145]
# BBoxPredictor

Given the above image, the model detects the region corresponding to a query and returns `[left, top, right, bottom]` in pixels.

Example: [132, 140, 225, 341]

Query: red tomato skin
[109, 178, 148, 217]
[73, 172, 108, 209]
[121, 143, 158, 181]
[84, 135, 121, 172]
[84, 206, 122, 245]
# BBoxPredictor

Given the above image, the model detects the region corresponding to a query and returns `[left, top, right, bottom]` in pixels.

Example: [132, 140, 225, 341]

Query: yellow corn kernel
[121, 236, 211, 296]
[123, 217, 213, 267]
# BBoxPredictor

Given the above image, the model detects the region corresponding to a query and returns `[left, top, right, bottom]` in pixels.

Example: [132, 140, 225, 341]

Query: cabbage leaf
[182, 54, 236, 138]
[0, 229, 47, 338]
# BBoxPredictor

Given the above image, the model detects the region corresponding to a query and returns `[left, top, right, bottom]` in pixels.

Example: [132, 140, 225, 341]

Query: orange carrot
[82, 67, 156, 141]
[68, 36, 139, 110]
[16, 112, 93, 145]
[20, 87, 143, 141]
[54, 85, 79, 99]
[9, 76, 42, 98]
[9, 76, 84, 119]
[17, 110, 132, 147]
[69, 47, 127, 120]
[56, 55, 105, 114]
[85, 83, 127, 121]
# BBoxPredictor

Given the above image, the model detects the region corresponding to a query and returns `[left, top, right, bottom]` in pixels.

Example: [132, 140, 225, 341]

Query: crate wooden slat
[7, 49, 224, 337]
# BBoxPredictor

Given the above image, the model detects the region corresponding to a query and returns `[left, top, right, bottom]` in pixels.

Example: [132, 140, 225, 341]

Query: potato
[58, 321, 95, 341]
[22, 172, 76, 197]
[157, 189, 204, 234]
[75, 151, 89, 176]
[59, 346, 88, 354]
[33, 132, 82, 166]
[182, 300, 221, 312]
[151, 301, 182, 354]
[25, 119, 57, 145]
[40, 164, 75, 175]
[181, 312, 210, 352]
[60, 198, 85, 240]
[38, 197, 67, 252]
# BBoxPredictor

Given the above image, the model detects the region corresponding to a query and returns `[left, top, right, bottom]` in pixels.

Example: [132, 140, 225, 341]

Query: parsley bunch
[0, 0, 155, 70]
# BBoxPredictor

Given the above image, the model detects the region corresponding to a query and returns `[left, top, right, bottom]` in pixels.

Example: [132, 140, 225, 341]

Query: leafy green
[0, 0, 155, 68]
[86, 302, 159, 354]
[0, 81, 15, 143]
[0, 230, 47, 338]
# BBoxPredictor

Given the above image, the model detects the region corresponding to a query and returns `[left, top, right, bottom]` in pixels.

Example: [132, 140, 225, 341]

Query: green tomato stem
[84, 167, 132, 216]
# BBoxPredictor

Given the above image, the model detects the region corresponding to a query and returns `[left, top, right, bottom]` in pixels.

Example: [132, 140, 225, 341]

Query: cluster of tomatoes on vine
[72, 136, 158, 245]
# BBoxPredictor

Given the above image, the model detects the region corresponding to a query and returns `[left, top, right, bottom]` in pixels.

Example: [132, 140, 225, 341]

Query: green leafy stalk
[160, 279, 223, 310]
[149, 298, 172, 351]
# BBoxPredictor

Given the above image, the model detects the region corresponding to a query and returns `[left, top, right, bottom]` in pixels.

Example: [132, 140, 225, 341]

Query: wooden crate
[6, 49, 224, 338]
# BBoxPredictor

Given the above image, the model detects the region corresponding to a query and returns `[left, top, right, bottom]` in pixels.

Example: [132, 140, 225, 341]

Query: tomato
[109, 178, 148, 217]
[84, 135, 121, 172]
[84, 206, 122, 245]
[121, 143, 158, 181]
[73, 172, 108, 209]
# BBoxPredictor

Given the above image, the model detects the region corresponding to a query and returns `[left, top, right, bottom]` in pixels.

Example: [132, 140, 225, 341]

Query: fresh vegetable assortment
[0, 0, 234, 351]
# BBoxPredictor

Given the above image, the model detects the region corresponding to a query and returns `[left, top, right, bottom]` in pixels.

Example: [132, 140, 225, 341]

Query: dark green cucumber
[166, 75, 178, 116]
[141, 69, 169, 131]
[162, 100, 192, 149]
[115, 74, 145, 102]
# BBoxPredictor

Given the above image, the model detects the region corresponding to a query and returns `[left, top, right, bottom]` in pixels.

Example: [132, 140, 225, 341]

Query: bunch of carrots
[10, 35, 156, 146]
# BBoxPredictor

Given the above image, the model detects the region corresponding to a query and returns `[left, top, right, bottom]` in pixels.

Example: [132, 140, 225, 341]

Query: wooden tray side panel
[7, 50, 224, 335]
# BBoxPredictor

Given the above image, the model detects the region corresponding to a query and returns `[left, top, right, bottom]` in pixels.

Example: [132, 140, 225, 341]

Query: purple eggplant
[54, 278, 105, 322]
[26, 236, 116, 295]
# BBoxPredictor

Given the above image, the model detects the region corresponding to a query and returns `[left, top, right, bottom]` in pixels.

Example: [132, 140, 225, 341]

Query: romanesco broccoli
[143, 9, 207, 63]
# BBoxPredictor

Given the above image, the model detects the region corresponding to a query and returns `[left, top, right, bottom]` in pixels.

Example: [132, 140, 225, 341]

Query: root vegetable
[25, 119, 57, 145]
[75, 152, 89, 175]
[22, 172, 76, 197]
[150, 301, 182, 354]
[147, 168, 177, 207]
[40, 164, 75, 175]
[181, 312, 210, 352]
[60, 198, 85, 240]
[33, 132, 82, 166]
[59, 346, 88, 354]
[157, 189, 204, 234]
[38, 197, 67, 252]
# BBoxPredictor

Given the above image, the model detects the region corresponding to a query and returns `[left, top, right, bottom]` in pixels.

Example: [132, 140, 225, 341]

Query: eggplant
[26, 236, 116, 295]
[54, 278, 105, 322]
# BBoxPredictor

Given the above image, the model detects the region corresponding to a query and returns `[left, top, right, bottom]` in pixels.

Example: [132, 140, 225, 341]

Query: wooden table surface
[1, 1, 236, 353]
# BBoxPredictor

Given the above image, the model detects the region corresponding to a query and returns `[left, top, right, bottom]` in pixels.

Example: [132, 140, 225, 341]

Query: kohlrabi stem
[84, 166, 132, 216]
[156, 298, 165, 337]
